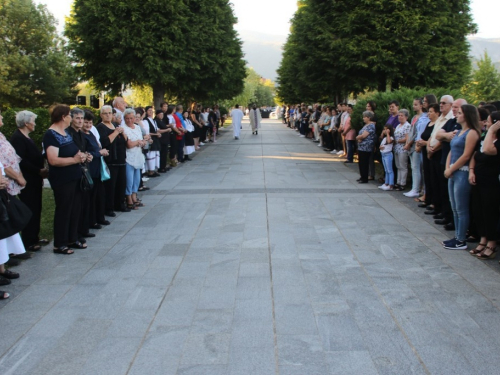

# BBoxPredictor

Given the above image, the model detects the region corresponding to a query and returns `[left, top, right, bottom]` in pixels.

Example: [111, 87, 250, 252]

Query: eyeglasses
[439, 102, 451, 105]
[101, 112, 112, 115]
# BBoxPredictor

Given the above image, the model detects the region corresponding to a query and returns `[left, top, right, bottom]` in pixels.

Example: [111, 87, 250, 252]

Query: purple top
[386, 115, 399, 128]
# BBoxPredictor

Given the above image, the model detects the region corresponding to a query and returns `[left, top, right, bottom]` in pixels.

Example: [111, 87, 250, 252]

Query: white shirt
[90, 125, 101, 147]
[429, 110, 454, 147]
[231, 109, 244, 125]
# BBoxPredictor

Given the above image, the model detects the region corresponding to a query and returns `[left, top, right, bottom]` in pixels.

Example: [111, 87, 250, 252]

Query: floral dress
[0, 132, 23, 196]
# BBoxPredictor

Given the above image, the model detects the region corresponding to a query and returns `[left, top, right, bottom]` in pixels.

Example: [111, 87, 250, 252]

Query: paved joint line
[320, 196, 432, 375]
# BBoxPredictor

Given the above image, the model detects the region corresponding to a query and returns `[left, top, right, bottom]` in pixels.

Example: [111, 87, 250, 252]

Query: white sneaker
[317, 144, 323, 147]
[378, 184, 387, 189]
[332, 149, 337, 153]
[142, 177, 149, 182]
[337, 151, 344, 155]
[405, 190, 420, 198]
[381, 185, 392, 191]
[199, 142, 205, 146]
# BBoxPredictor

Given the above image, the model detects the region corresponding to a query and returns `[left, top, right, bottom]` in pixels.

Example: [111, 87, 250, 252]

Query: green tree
[462, 51, 500, 103]
[0, 0, 77, 108]
[66, 0, 246, 108]
[277, 0, 477, 102]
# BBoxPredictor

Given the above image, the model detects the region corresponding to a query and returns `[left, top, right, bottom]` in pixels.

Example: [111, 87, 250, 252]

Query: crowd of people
[0, 98, 225, 299]
[282, 97, 500, 254]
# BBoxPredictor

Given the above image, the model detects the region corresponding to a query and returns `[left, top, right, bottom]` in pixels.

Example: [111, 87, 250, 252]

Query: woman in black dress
[10, 110, 49, 251]
[96, 105, 129, 216]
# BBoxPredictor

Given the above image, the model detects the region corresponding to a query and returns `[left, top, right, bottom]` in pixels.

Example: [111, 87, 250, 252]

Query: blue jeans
[126, 163, 141, 196]
[381, 152, 394, 186]
[448, 170, 471, 241]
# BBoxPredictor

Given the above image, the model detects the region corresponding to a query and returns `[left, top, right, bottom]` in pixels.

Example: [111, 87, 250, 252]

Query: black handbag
[0, 190, 32, 240]
[80, 163, 94, 191]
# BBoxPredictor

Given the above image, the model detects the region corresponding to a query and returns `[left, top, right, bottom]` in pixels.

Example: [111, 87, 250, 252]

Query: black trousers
[471, 183, 500, 240]
[200, 126, 208, 142]
[439, 164, 454, 223]
[89, 178, 105, 225]
[177, 137, 185, 161]
[429, 152, 443, 213]
[79, 189, 90, 237]
[18, 176, 43, 247]
[358, 151, 371, 182]
[421, 149, 433, 206]
[169, 134, 178, 159]
[159, 143, 169, 170]
[104, 165, 126, 213]
[52, 179, 81, 248]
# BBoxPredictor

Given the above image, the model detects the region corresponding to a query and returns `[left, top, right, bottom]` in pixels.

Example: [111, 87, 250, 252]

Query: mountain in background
[239, 32, 500, 81]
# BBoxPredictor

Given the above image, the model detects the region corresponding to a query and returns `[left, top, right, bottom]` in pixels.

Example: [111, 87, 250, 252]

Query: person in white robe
[231, 105, 244, 140]
[249, 105, 262, 135]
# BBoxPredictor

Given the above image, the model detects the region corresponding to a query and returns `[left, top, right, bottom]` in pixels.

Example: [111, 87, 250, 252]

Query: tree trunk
[153, 83, 165, 110]
[386, 78, 392, 92]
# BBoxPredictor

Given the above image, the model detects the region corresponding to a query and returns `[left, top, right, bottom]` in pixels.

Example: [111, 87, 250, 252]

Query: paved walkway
[2, 119, 500, 375]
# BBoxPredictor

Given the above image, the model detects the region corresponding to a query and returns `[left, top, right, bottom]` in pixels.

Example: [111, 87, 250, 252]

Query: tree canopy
[462, 51, 500, 103]
[0, 0, 76, 108]
[65, 0, 246, 108]
[277, 0, 477, 103]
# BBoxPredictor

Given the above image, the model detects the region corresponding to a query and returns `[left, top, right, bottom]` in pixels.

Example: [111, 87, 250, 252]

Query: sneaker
[199, 142, 205, 146]
[142, 177, 149, 182]
[380, 185, 392, 191]
[317, 144, 323, 147]
[330, 150, 336, 154]
[442, 237, 457, 246]
[443, 239, 467, 250]
[331, 149, 337, 153]
[337, 151, 344, 155]
[378, 184, 387, 189]
[404, 190, 420, 198]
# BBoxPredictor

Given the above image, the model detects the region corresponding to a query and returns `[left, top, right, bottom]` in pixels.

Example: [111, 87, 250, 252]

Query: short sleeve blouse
[0, 132, 23, 195]
[394, 122, 411, 154]
[123, 125, 145, 169]
[42, 129, 82, 188]
[358, 124, 376, 152]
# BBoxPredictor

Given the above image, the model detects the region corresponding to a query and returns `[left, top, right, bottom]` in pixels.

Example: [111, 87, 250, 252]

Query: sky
[37, 0, 500, 39]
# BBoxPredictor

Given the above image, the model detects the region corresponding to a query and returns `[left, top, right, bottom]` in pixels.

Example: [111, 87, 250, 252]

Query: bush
[351, 87, 472, 134]
[1, 106, 101, 150]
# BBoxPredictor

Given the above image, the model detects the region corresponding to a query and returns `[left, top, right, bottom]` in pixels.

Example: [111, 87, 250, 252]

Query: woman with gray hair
[393, 109, 411, 190]
[10, 110, 49, 251]
[356, 111, 377, 183]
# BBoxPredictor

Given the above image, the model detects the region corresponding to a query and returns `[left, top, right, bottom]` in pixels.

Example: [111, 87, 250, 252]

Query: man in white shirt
[231, 104, 244, 140]
[112, 96, 127, 126]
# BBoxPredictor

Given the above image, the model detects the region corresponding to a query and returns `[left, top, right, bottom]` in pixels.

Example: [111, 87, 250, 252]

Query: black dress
[420, 121, 434, 206]
[96, 122, 127, 213]
[10, 129, 45, 248]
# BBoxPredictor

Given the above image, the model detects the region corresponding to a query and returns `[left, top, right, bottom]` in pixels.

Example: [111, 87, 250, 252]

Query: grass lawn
[40, 188, 55, 242]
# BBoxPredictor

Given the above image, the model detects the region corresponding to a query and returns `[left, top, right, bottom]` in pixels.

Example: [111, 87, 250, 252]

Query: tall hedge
[1, 106, 100, 150]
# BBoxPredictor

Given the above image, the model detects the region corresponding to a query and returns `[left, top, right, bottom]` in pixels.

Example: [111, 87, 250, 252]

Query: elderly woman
[43, 105, 87, 254]
[393, 109, 411, 191]
[0, 111, 25, 285]
[143, 106, 161, 177]
[82, 111, 109, 229]
[356, 111, 377, 183]
[122, 109, 146, 209]
[97, 105, 128, 216]
[10, 110, 49, 251]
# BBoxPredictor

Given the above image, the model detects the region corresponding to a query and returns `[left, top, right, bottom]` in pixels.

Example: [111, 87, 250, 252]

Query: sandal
[477, 246, 497, 260]
[414, 197, 425, 203]
[68, 241, 87, 249]
[28, 244, 42, 252]
[39, 239, 49, 246]
[470, 243, 487, 255]
[0, 291, 9, 300]
[134, 202, 144, 207]
[0, 276, 11, 286]
[53, 246, 74, 255]
[127, 204, 139, 210]
[0, 269, 19, 279]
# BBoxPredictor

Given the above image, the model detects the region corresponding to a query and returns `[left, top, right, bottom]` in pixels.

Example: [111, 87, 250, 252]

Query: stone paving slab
[1, 119, 500, 374]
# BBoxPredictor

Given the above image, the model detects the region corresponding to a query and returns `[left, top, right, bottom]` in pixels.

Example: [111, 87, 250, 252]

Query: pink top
[0, 132, 23, 195]
[343, 117, 356, 141]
